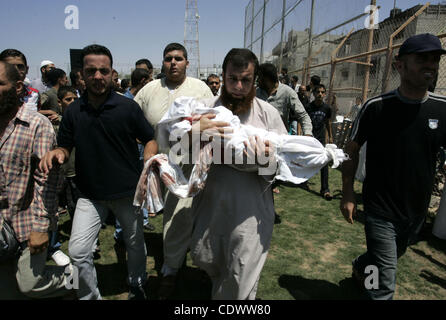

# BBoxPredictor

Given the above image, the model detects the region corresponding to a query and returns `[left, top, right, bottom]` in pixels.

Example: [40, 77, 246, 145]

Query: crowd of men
[0, 32, 445, 301]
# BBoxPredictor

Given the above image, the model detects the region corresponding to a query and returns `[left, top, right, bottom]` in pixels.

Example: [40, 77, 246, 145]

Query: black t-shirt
[290, 95, 309, 121]
[298, 95, 309, 110]
[306, 101, 331, 142]
[57, 91, 155, 200]
[351, 90, 446, 222]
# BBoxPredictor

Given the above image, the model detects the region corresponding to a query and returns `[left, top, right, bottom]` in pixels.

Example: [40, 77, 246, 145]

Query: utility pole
[184, 0, 201, 79]
[279, 0, 286, 72]
[362, 0, 376, 102]
[306, 0, 315, 84]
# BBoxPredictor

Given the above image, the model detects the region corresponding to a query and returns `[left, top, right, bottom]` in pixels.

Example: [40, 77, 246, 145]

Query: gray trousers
[353, 211, 424, 300]
[0, 247, 70, 299]
[68, 197, 147, 300]
[161, 165, 194, 276]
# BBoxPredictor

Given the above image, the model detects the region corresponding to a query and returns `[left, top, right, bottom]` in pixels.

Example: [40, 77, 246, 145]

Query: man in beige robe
[134, 43, 213, 299]
[189, 48, 286, 299]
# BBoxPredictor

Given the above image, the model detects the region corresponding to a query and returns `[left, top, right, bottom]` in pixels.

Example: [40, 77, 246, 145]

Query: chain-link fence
[245, 1, 446, 150]
[245, 0, 371, 88]
[245, 1, 446, 106]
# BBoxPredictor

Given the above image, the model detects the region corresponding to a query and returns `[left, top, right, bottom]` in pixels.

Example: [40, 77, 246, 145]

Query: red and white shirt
[23, 85, 40, 112]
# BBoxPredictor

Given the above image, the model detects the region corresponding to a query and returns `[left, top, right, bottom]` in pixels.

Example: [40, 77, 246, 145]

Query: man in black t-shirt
[307, 84, 333, 199]
[40, 45, 158, 300]
[340, 33, 446, 300]
[297, 85, 309, 110]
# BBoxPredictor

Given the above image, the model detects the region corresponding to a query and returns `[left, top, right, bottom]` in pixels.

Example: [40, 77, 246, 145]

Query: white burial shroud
[133, 97, 349, 213]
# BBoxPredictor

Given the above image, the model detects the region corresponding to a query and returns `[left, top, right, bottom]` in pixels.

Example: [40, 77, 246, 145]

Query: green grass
[56, 168, 446, 300]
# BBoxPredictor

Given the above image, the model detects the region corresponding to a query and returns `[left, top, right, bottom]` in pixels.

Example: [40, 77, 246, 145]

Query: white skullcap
[40, 60, 54, 68]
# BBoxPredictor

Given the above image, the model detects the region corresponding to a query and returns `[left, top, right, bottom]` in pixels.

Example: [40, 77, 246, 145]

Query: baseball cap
[397, 33, 446, 58]
[40, 60, 54, 68]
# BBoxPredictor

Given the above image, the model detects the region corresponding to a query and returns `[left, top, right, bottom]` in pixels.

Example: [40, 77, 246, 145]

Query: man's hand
[48, 113, 60, 123]
[191, 114, 232, 140]
[340, 193, 356, 224]
[243, 136, 274, 167]
[340, 140, 360, 224]
[28, 231, 49, 255]
[39, 148, 68, 174]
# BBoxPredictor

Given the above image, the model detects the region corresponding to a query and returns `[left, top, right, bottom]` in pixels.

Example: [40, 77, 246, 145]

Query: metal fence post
[260, 0, 266, 63]
[279, 0, 286, 72]
[328, 28, 354, 109]
[362, 0, 376, 103]
[251, 0, 254, 50]
[381, 2, 430, 94]
[306, 0, 315, 84]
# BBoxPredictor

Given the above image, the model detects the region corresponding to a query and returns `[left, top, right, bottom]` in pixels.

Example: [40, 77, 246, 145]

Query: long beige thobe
[134, 77, 213, 271]
[190, 96, 287, 300]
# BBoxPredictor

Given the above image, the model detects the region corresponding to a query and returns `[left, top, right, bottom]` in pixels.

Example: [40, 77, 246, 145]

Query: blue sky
[0, 0, 431, 80]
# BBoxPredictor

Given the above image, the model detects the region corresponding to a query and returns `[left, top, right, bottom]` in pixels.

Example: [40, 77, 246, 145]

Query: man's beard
[0, 86, 21, 115]
[220, 85, 256, 116]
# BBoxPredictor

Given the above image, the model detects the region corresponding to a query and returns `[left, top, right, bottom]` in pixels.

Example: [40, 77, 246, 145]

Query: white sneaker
[51, 250, 71, 266]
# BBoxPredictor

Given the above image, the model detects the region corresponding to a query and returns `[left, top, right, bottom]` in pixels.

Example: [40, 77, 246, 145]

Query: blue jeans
[353, 211, 424, 300]
[48, 230, 61, 255]
[289, 120, 297, 135]
[115, 208, 150, 241]
[115, 142, 149, 241]
[69, 197, 147, 300]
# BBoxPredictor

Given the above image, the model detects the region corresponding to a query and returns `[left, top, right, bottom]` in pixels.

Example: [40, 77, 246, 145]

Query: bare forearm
[298, 112, 313, 136]
[39, 110, 57, 116]
[56, 147, 71, 162]
[292, 97, 313, 136]
[326, 121, 333, 141]
[342, 141, 360, 196]
[144, 140, 158, 162]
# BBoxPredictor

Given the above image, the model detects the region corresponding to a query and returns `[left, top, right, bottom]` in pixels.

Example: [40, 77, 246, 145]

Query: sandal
[322, 192, 333, 201]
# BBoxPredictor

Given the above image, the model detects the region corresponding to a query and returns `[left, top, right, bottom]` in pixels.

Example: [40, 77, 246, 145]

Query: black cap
[397, 33, 446, 58]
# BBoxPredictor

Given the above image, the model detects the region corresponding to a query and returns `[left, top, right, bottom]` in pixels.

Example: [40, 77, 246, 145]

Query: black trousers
[317, 137, 329, 194]
[320, 164, 329, 194]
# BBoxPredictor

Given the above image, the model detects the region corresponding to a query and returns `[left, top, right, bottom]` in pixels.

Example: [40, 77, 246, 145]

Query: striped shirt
[0, 105, 61, 242]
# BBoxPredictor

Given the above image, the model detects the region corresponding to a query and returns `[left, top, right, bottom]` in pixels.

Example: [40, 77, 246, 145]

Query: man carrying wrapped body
[134, 49, 348, 300]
